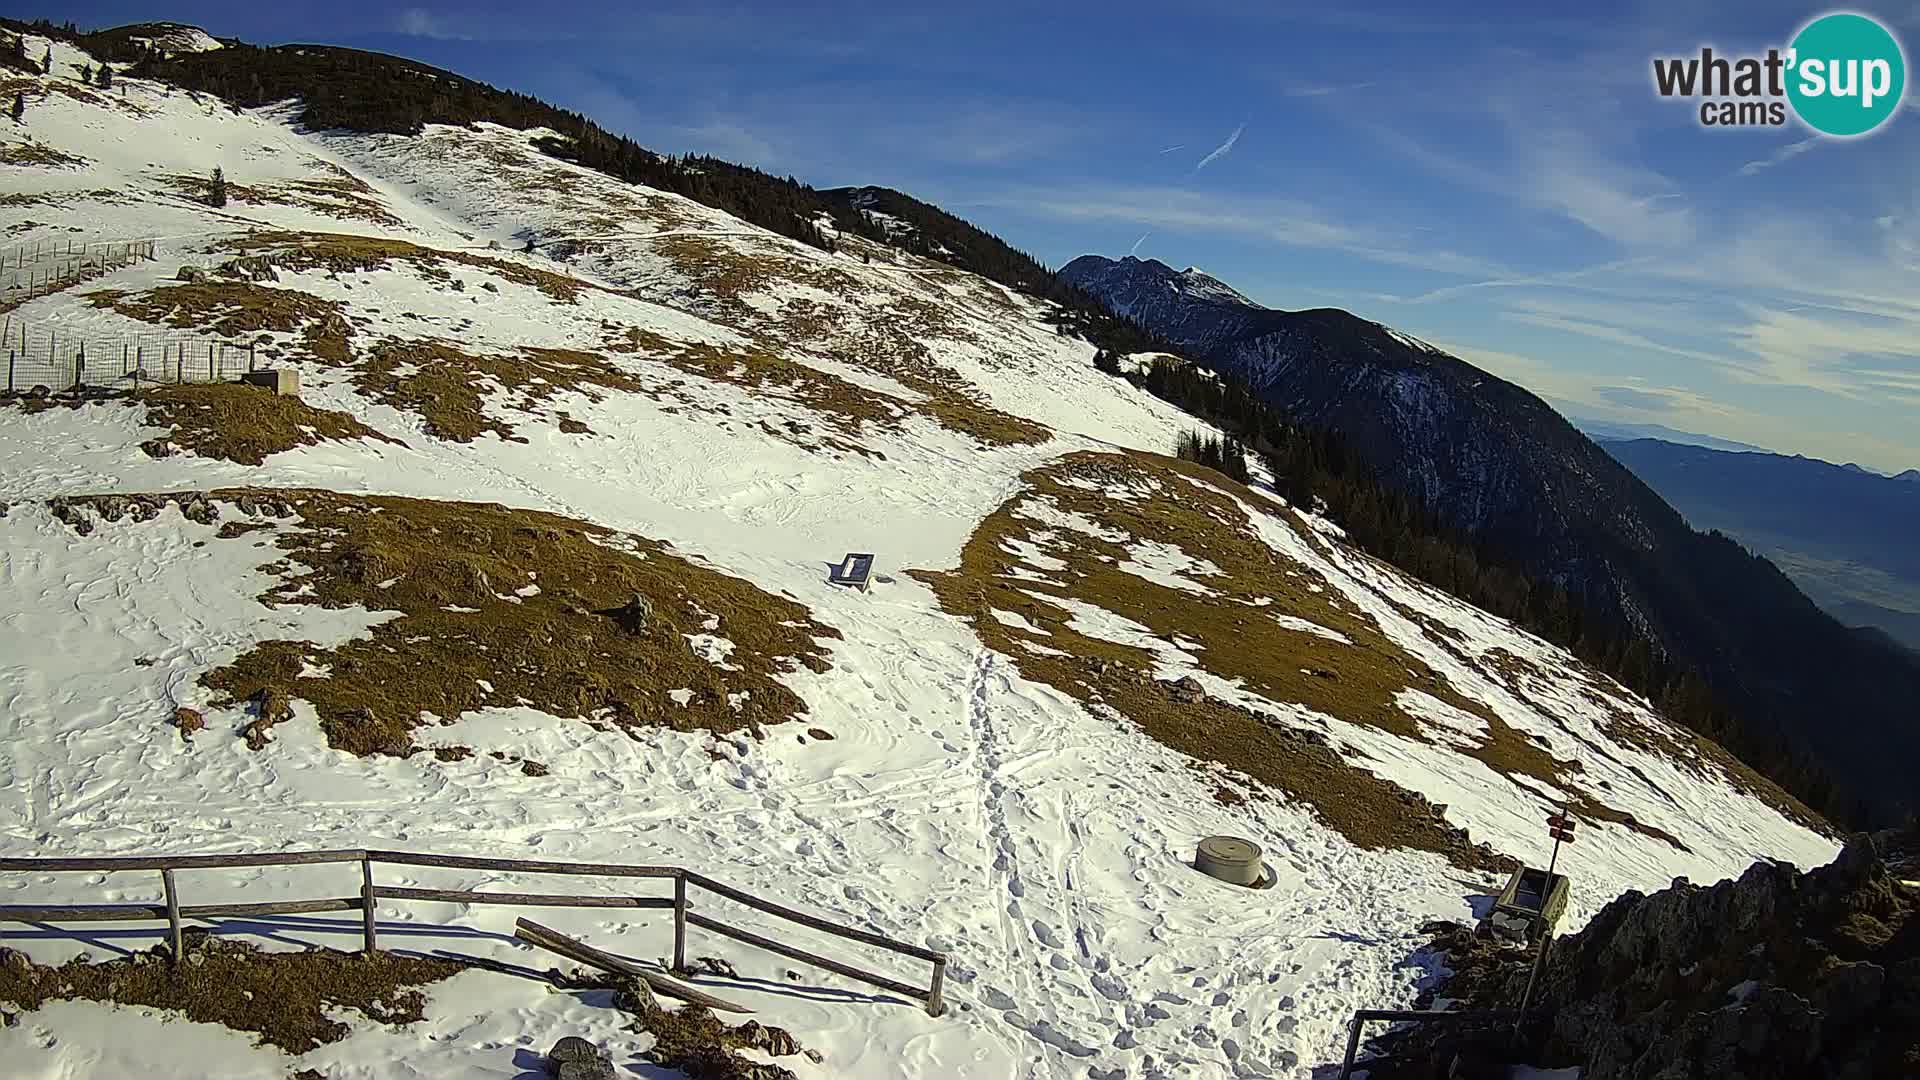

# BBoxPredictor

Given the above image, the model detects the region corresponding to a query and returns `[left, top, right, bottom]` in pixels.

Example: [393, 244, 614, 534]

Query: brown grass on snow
[87, 283, 354, 363]
[0, 935, 461, 1054]
[916, 452, 1684, 869]
[136, 382, 403, 465]
[36, 489, 842, 757]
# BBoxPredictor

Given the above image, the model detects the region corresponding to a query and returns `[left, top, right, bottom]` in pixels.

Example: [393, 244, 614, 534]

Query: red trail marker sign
[1546, 811, 1576, 872]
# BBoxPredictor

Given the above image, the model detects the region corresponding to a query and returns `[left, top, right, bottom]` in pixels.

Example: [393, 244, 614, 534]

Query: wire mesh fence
[0, 239, 160, 300]
[1, 320, 262, 395]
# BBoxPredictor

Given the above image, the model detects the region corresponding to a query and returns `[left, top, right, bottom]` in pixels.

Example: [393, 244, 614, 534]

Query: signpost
[1517, 806, 1577, 1040]
[1545, 809, 1576, 875]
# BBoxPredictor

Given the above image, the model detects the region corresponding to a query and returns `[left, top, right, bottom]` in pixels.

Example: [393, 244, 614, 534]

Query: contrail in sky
[1159, 144, 1185, 154]
[1192, 123, 1244, 172]
[1129, 232, 1152, 256]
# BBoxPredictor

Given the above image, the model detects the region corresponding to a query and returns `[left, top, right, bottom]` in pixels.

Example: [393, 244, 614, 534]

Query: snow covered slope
[0, 34, 1837, 1080]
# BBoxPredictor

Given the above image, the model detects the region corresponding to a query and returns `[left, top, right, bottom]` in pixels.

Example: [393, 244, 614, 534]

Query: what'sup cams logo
[1653, 11, 1906, 136]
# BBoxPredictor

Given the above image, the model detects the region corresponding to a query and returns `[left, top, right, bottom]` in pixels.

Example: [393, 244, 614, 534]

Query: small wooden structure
[828, 553, 875, 592]
[1482, 866, 1569, 944]
[241, 368, 299, 396]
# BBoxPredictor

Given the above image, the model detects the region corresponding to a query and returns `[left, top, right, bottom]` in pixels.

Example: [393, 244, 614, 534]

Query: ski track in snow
[0, 34, 1843, 1080]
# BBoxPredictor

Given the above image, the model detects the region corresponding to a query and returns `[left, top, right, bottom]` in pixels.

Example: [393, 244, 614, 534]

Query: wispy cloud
[1159, 144, 1186, 154]
[1518, 129, 1696, 249]
[978, 185, 1505, 277]
[1737, 136, 1820, 176]
[1284, 81, 1377, 98]
[1589, 380, 1740, 418]
[1192, 123, 1245, 172]
[1718, 304, 1920, 399]
[1129, 231, 1152, 256]
[394, 8, 472, 41]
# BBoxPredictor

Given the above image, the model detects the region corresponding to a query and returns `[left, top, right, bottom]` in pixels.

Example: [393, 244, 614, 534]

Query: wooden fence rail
[0, 849, 946, 1015]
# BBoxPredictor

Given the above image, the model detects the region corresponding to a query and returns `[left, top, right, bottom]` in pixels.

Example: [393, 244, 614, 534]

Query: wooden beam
[178, 897, 363, 919]
[926, 956, 947, 1017]
[361, 857, 378, 954]
[684, 911, 927, 1004]
[0, 850, 367, 872]
[368, 850, 677, 878]
[375, 886, 671, 909]
[672, 872, 687, 973]
[0, 903, 166, 922]
[513, 917, 752, 1014]
[161, 869, 182, 963]
[682, 871, 942, 962]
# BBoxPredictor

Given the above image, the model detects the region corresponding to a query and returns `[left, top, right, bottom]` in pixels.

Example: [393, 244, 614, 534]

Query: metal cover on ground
[1195, 835, 1264, 886]
[1198, 837, 1260, 864]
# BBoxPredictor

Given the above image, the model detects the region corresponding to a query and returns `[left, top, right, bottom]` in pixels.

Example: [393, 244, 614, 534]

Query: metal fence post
[161, 869, 183, 964]
[6, 351, 12, 394]
[1337, 1015, 1366, 1080]
[207, 343, 214, 382]
[360, 856, 378, 953]
[1513, 932, 1554, 1044]
[673, 871, 687, 973]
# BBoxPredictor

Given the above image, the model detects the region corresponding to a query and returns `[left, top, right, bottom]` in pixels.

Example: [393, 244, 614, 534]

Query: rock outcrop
[1367, 827, 1918, 1079]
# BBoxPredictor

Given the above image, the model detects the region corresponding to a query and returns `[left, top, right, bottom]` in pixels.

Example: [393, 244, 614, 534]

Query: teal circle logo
[1787, 12, 1906, 136]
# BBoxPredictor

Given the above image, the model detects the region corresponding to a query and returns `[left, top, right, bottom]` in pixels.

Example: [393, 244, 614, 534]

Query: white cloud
[1192, 123, 1245, 172]
[979, 184, 1506, 277]
[394, 8, 474, 41]
[1284, 81, 1377, 98]
[1500, 311, 1730, 368]
[1737, 136, 1820, 176]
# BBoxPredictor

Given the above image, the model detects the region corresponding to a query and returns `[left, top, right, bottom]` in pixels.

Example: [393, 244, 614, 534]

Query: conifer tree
[97, 64, 112, 90]
[10, 92, 22, 124]
[210, 166, 227, 208]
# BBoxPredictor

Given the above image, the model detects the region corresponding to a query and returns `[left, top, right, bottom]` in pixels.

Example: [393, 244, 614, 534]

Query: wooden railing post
[926, 956, 947, 1017]
[360, 856, 378, 953]
[673, 871, 687, 973]
[161, 869, 183, 964]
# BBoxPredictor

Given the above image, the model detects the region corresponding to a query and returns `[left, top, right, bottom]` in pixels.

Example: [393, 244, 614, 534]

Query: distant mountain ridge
[1600, 437, 1920, 653]
[1060, 252, 1920, 824]
[1577, 418, 1769, 455]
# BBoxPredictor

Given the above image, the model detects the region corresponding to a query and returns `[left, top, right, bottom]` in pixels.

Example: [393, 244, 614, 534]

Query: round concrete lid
[1197, 835, 1262, 865]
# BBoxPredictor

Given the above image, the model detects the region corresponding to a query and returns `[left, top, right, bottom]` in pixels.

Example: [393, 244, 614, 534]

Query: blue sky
[37, 1, 1920, 471]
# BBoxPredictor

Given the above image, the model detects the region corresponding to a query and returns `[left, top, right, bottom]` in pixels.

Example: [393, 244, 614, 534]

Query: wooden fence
[0, 849, 948, 1016]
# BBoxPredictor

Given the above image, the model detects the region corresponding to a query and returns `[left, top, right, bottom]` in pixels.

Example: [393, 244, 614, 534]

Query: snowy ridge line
[0, 846, 951, 1013]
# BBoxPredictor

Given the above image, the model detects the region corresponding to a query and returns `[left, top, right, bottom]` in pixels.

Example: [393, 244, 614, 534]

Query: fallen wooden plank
[513, 916, 752, 1014]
